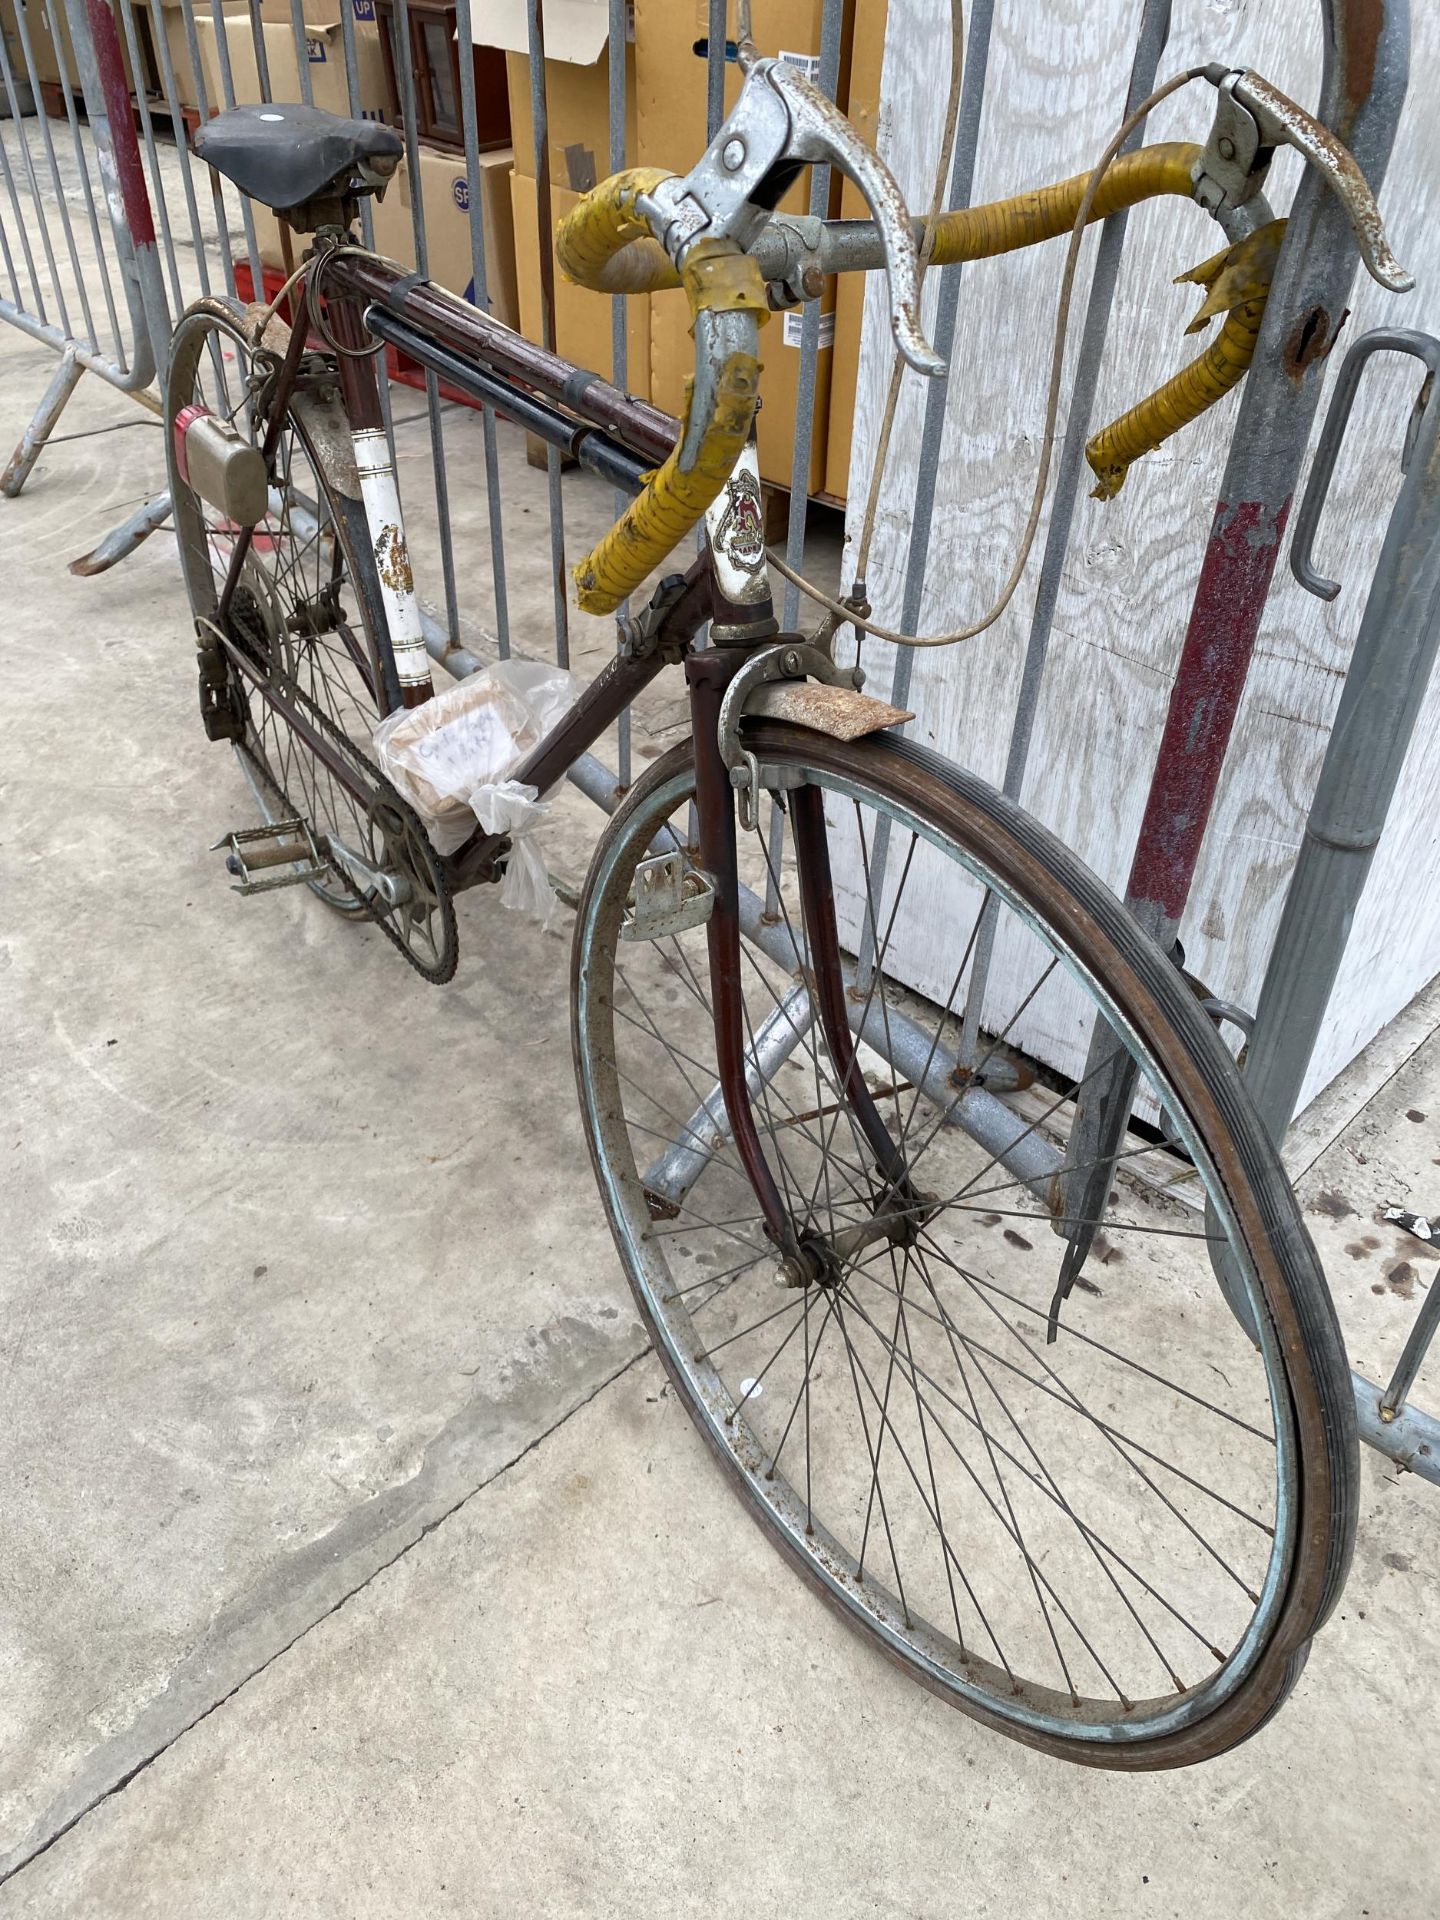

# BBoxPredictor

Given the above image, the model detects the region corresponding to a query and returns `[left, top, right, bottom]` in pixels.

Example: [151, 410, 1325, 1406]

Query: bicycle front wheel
[572, 724, 1356, 1768]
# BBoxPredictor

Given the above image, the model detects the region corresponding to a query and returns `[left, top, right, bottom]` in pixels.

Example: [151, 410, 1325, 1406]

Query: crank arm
[324, 832, 412, 907]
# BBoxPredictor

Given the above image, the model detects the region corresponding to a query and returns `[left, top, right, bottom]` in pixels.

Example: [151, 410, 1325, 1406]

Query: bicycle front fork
[686, 648, 926, 1287]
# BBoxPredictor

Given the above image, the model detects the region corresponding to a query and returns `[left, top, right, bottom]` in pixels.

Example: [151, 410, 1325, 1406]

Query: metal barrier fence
[2, 0, 1438, 1478]
[0, 0, 171, 492]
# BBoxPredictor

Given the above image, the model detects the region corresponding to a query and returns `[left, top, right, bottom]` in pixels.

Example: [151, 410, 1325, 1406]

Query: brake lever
[1194, 65, 1413, 293]
[639, 50, 945, 378]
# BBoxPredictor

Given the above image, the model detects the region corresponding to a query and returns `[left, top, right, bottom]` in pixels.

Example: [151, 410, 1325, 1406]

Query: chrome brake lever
[1195, 65, 1413, 294]
[639, 51, 945, 378]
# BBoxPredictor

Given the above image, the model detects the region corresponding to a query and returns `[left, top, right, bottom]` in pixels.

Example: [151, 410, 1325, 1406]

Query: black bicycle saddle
[192, 102, 403, 215]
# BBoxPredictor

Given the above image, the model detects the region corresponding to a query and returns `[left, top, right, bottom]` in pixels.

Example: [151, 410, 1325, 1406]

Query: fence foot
[1354, 1370, 1440, 1485]
[642, 987, 817, 1215]
[1, 347, 83, 499]
[69, 488, 172, 576]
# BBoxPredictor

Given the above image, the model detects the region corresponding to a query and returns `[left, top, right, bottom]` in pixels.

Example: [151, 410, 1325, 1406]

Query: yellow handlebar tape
[554, 143, 1205, 293]
[1086, 221, 1286, 499]
[556, 142, 1265, 583]
[929, 142, 1201, 264]
[556, 167, 675, 290]
[570, 236, 770, 615]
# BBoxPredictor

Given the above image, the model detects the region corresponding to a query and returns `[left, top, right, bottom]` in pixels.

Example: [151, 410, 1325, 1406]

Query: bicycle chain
[217, 619, 461, 984]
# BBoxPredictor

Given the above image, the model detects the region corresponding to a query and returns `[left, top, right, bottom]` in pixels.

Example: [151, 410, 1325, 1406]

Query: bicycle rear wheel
[572, 724, 1356, 1768]
[165, 297, 456, 982]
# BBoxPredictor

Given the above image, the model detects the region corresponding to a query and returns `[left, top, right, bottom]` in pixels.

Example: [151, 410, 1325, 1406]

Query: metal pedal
[619, 852, 715, 941]
[212, 818, 328, 894]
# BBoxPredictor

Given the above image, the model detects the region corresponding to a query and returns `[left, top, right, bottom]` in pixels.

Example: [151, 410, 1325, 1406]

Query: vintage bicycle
[164, 48, 1410, 1767]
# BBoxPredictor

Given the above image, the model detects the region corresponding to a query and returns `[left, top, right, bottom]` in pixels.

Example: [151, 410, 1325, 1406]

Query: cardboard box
[471, 0, 633, 190]
[0, 0, 38, 102]
[147, 0, 207, 110]
[194, 13, 391, 120]
[12, 0, 140, 98]
[511, 168, 648, 397]
[260, 0, 349, 26]
[633, 0, 838, 192]
[370, 141, 518, 326]
[637, 0, 836, 491]
[504, 43, 635, 191]
[825, 0, 885, 501]
[1, 0, 65, 91]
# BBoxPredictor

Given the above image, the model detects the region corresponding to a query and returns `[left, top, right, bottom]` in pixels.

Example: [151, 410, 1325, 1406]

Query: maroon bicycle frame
[218, 244, 908, 1277]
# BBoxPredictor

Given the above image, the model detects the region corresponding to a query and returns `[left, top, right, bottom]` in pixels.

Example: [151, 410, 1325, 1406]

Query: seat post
[317, 248, 436, 713]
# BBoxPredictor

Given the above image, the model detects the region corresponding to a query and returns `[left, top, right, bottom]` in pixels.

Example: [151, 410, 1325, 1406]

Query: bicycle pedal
[212, 818, 328, 895]
[620, 853, 715, 941]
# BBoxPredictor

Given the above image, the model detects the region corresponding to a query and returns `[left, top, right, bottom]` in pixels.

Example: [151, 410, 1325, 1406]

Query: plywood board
[840, 0, 1440, 1118]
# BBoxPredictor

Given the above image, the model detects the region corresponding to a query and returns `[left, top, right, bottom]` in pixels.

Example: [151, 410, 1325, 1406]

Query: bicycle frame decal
[706, 443, 770, 604]
[350, 427, 432, 705]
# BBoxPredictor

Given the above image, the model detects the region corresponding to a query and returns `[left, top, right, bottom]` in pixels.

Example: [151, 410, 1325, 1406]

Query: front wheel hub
[775, 1236, 844, 1291]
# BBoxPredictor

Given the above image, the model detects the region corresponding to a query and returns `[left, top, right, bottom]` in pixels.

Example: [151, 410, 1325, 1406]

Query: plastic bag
[470, 777, 553, 920]
[373, 658, 580, 923]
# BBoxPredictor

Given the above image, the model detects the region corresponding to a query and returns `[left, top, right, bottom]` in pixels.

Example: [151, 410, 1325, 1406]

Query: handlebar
[556, 53, 1412, 617]
[558, 177, 771, 616]
[565, 142, 1204, 296]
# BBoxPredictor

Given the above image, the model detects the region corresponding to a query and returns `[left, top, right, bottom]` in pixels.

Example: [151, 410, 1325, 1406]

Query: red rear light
[171, 403, 211, 485]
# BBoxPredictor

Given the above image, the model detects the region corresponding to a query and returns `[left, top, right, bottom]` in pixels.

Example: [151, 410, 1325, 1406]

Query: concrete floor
[3, 191, 1440, 1914]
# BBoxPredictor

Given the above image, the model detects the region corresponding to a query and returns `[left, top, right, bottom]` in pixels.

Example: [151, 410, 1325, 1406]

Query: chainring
[208, 616, 460, 984]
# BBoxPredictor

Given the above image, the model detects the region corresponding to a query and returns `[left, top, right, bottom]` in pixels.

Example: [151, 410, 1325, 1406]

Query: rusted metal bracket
[715, 640, 862, 831]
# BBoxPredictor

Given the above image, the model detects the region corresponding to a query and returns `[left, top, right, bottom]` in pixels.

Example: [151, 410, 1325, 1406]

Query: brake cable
[765, 16, 1207, 650]
[847, 0, 967, 593]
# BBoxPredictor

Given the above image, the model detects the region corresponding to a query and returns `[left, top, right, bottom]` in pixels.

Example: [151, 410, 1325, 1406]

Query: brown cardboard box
[1, 0, 65, 91]
[637, 0, 836, 491]
[824, 0, 885, 500]
[6, 0, 141, 96]
[511, 168, 648, 396]
[150, 0, 207, 109]
[634, 0, 839, 186]
[503, 43, 635, 191]
[190, 9, 249, 112]
[260, 0, 348, 26]
[470, 0, 632, 190]
[118, 3, 173, 106]
[194, 14, 392, 268]
[194, 13, 391, 120]
[370, 141, 518, 325]
[0, 0, 32, 105]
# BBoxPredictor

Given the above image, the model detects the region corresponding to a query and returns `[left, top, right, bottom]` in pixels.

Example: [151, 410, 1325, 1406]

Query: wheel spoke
[571, 715, 1329, 1755]
[171, 312, 453, 976]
